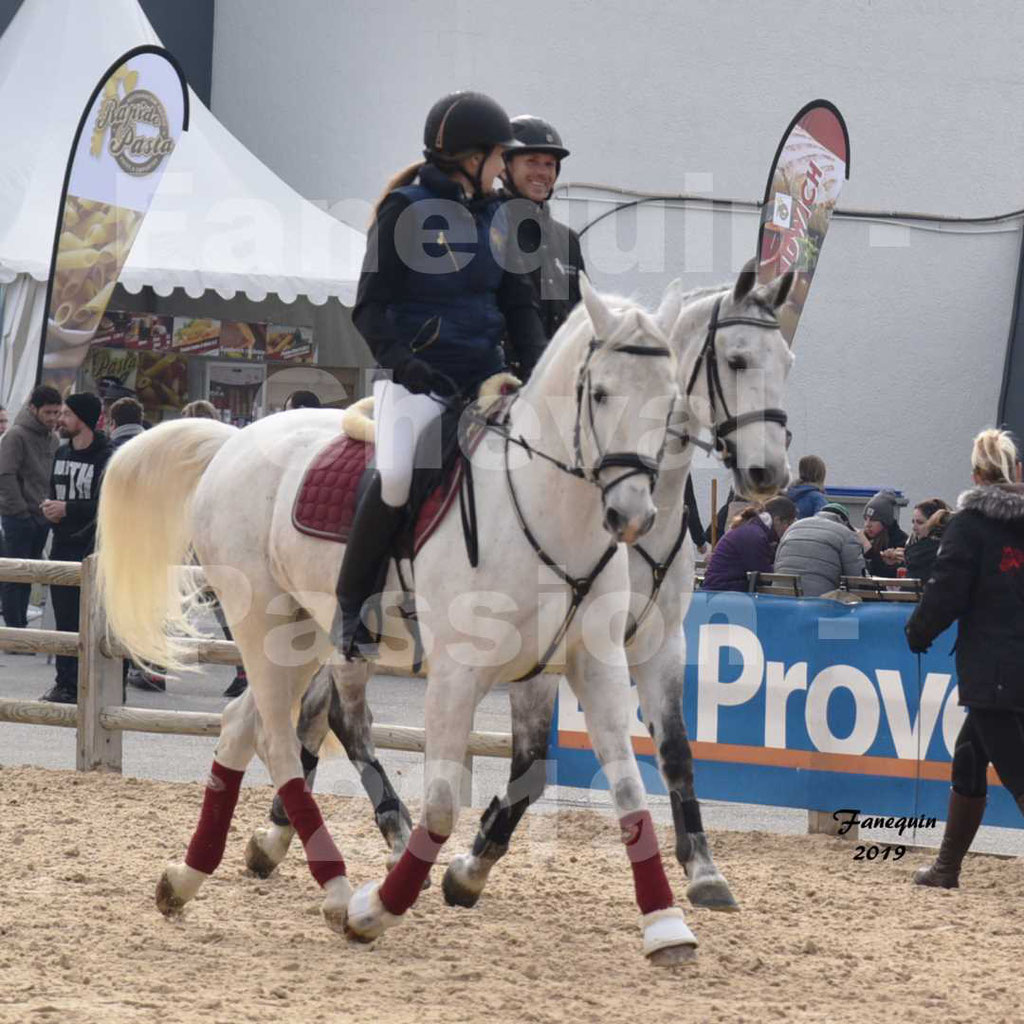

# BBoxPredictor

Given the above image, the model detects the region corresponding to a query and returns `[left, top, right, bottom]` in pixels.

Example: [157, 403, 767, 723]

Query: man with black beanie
[39, 392, 112, 703]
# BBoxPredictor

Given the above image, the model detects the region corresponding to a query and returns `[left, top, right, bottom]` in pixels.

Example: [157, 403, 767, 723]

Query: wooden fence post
[77, 554, 123, 772]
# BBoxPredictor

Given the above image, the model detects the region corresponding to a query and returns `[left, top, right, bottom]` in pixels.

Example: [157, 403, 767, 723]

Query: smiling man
[500, 115, 585, 350]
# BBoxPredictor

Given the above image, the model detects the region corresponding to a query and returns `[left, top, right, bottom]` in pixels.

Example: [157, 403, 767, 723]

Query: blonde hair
[971, 428, 1019, 485]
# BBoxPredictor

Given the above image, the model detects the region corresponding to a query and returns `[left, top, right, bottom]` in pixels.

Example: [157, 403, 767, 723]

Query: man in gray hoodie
[0, 385, 61, 630]
[773, 502, 866, 597]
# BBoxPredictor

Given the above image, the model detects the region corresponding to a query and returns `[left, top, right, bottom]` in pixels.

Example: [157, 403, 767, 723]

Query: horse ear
[767, 270, 795, 309]
[579, 273, 616, 340]
[656, 278, 685, 332]
[732, 258, 757, 304]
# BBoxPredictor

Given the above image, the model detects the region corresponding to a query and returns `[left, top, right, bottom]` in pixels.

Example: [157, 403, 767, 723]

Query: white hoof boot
[344, 881, 403, 943]
[642, 907, 698, 966]
[321, 875, 354, 935]
[245, 825, 295, 877]
[155, 862, 206, 916]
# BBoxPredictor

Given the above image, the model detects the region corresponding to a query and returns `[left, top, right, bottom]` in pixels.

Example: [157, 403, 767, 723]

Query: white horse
[96, 278, 702, 964]
[246, 261, 796, 914]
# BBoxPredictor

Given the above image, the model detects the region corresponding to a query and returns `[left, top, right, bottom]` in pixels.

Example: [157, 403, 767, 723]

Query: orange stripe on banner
[557, 732, 1003, 787]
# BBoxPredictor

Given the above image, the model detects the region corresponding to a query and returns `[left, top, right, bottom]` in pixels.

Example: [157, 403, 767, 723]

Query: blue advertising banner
[554, 593, 1022, 829]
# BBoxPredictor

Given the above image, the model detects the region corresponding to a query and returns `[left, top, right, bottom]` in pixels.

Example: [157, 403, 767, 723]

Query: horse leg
[635, 638, 739, 911]
[324, 659, 416, 872]
[442, 673, 558, 907]
[346, 666, 486, 942]
[245, 666, 333, 878]
[236, 611, 353, 934]
[156, 686, 259, 916]
[567, 648, 698, 966]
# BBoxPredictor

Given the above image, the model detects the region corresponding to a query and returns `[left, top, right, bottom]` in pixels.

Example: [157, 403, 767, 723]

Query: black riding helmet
[423, 91, 519, 197]
[502, 115, 570, 200]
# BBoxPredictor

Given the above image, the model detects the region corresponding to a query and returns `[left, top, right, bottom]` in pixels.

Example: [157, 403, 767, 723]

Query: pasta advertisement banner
[755, 100, 849, 344]
[37, 46, 188, 384]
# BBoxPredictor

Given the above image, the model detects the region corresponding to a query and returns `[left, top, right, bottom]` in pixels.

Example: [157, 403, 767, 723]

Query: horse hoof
[321, 876, 353, 935]
[648, 944, 699, 967]
[344, 882, 402, 943]
[442, 864, 481, 905]
[686, 875, 740, 912]
[245, 826, 293, 878]
[641, 907, 698, 964]
[155, 871, 186, 916]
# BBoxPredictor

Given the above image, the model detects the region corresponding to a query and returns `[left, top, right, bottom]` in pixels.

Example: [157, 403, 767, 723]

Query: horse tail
[96, 419, 237, 673]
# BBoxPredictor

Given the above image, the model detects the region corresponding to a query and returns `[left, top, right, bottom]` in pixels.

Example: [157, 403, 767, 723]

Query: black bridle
[683, 296, 790, 468]
[481, 335, 674, 680]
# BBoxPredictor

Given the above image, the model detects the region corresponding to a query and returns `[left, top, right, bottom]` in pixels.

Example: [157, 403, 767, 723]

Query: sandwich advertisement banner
[36, 46, 189, 385]
[756, 100, 849, 344]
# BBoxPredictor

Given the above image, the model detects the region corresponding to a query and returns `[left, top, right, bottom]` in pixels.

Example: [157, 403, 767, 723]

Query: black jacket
[864, 522, 908, 577]
[352, 164, 547, 392]
[906, 484, 1024, 711]
[903, 533, 942, 581]
[502, 195, 584, 344]
[49, 432, 112, 554]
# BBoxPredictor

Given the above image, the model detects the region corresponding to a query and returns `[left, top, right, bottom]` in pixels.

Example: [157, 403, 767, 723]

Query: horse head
[522, 276, 680, 544]
[668, 260, 795, 500]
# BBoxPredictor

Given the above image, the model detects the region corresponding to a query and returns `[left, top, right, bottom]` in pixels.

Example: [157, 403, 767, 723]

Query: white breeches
[373, 379, 443, 508]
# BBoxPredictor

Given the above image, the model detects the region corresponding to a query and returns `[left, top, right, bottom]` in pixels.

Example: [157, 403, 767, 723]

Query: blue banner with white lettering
[554, 593, 1022, 829]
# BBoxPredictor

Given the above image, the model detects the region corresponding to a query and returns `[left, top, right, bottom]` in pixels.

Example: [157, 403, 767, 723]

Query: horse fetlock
[155, 862, 206, 916]
[321, 875, 354, 934]
[344, 882, 403, 943]
[441, 852, 497, 908]
[244, 824, 296, 878]
[641, 907, 698, 965]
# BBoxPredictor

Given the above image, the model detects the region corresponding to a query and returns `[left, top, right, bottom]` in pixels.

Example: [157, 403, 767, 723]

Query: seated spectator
[774, 502, 866, 596]
[182, 400, 219, 419]
[785, 455, 828, 519]
[108, 397, 145, 450]
[284, 390, 322, 410]
[858, 489, 909, 578]
[902, 498, 951, 581]
[702, 495, 796, 591]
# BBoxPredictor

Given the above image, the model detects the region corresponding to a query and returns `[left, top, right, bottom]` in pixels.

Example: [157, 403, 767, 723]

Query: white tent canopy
[0, 0, 365, 407]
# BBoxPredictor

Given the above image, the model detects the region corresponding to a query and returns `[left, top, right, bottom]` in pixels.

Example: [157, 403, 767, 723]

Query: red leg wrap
[378, 826, 447, 915]
[621, 810, 674, 914]
[184, 761, 244, 875]
[277, 777, 346, 887]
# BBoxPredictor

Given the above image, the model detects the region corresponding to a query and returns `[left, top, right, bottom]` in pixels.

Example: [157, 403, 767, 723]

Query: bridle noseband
[683, 296, 790, 468]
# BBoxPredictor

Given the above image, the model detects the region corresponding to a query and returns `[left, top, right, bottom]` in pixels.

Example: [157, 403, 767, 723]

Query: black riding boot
[329, 472, 405, 660]
[912, 790, 986, 889]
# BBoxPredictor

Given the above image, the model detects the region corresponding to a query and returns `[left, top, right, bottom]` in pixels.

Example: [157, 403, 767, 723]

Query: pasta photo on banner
[36, 46, 189, 386]
[756, 100, 850, 344]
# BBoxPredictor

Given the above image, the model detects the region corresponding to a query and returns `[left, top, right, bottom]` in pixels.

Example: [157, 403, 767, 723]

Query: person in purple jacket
[702, 495, 797, 591]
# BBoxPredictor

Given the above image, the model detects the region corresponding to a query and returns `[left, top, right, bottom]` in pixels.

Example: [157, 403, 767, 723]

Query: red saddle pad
[291, 434, 461, 555]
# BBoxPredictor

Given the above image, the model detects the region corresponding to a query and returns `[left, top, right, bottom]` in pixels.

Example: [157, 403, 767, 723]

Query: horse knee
[423, 778, 458, 838]
[613, 777, 645, 815]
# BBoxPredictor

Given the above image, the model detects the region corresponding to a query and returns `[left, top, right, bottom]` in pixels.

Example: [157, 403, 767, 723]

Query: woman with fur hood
[905, 428, 1024, 887]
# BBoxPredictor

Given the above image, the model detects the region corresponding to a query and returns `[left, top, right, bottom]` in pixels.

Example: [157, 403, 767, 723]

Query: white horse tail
[96, 419, 237, 672]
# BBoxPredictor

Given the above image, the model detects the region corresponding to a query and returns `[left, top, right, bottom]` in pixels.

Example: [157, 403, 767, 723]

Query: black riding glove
[396, 357, 436, 395]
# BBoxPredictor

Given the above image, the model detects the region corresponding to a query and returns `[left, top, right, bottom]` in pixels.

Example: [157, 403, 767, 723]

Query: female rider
[330, 91, 546, 659]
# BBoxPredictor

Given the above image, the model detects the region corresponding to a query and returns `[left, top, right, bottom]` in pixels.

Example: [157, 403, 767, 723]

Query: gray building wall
[209, 0, 1024, 514]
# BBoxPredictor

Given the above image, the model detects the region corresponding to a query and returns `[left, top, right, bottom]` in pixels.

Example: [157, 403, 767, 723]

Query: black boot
[913, 790, 986, 889]
[329, 472, 405, 660]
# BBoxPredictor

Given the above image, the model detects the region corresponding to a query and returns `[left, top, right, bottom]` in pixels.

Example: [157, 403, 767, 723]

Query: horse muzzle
[603, 504, 657, 545]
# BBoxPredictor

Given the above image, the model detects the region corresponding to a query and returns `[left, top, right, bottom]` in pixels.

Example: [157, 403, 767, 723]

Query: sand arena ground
[0, 765, 1021, 1024]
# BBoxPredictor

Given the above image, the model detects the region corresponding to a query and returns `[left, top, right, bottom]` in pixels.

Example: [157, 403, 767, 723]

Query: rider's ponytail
[971, 428, 1020, 485]
[371, 161, 426, 223]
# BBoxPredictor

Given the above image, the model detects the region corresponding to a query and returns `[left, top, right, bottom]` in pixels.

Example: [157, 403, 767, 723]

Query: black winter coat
[905, 484, 1024, 711]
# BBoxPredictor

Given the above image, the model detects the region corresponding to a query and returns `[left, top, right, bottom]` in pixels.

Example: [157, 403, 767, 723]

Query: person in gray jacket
[0, 385, 61, 630]
[773, 502, 866, 596]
